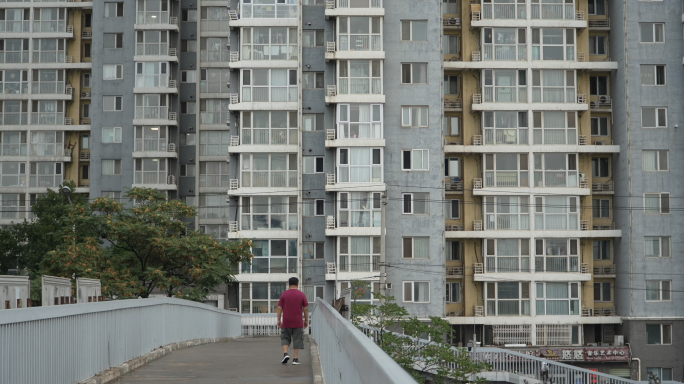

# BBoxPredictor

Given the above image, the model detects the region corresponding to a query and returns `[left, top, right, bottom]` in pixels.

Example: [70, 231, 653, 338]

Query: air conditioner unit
[590, 101, 598, 108]
[449, 18, 457, 25]
[599, 95, 610, 104]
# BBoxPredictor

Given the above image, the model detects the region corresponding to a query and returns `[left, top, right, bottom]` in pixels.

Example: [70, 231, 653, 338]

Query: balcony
[82, 30, 92, 39]
[473, 259, 591, 282]
[325, 84, 384, 104]
[133, 172, 177, 190]
[446, 266, 464, 277]
[238, 2, 298, 19]
[29, 174, 63, 189]
[590, 96, 612, 111]
[136, 12, 179, 29]
[592, 181, 614, 194]
[582, 307, 616, 317]
[325, 39, 384, 61]
[133, 139, 177, 158]
[482, 3, 526, 20]
[324, 128, 385, 148]
[324, 0, 384, 17]
[444, 99, 462, 112]
[134, 107, 177, 125]
[325, 173, 384, 192]
[442, 17, 461, 29]
[445, 177, 463, 193]
[594, 264, 616, 278]
[530, 3, 577, 20]
[227, 172, 297, 195]
[588, 18, 610, 30]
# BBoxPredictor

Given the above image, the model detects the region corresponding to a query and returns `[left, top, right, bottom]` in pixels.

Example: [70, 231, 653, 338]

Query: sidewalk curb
[77, 336, 243, 384]
[308, 335, 326, 384]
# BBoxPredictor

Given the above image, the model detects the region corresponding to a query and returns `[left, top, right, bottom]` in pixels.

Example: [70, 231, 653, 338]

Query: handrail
[312, 299, 418, 384]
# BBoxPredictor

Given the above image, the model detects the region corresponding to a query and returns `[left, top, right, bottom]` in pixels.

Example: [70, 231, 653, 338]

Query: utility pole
[379, 192, 387, 302]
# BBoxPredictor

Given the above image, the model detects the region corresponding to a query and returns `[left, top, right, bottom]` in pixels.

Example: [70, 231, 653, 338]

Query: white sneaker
[292, 359, 301, 365]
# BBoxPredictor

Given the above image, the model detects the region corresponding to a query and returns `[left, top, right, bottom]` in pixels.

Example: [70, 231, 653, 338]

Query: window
[337, 60, 382, 94]
[444, 116, 460, 136]
[30, 132, 64, 156]
[240, 153, 297, 188]
[303, 242, 324, 259]
[303, 286, 324, 305]
[138, 31, 170, 56]
[402, 149, 429, 171]
[642, 107, 667, 128]
[484, 69, 527, 102]
[201, 6, 231, 32]
[337, 192, 382, 228]
[593, 240, 611, 260]
[303, 0, 325, 5]
[179, 164, 195, 177]
[240, 196, 298, 231]
[242, 239, 297, 274]
[591, 117, 608, 136]
[82, 104, 90, 119]
[336, 148, 383, 183]
[401, 20, 427, 41]
[200, 68, 231, 93]
[199, 225, 230, 240]
[240, 69, 298, 102]
[403, 237, 429, 259]
[200, 100, 230, 124]
[646, 324, 672, 345]
[337, 17, 382, 51]
[103, 96, 122, 111]
[484, 196, 530, 230]
[134, 158, 168, 184]
[589, 76, 607, 95]
[302, 30, 324, 47]
[81, 134, 89, 150]
[483, 111, 528, 145]
[446, 158, 460, 178]
[181, 40, 197, 52]
[588, 0, 605, 15]
[535, 282, 580, 316]
[448, 199, 460, 219]
[180, 133, 196, 145]
[444, 0, 459, 14]
[589, 35, 606, 55]
[486, 282, 531, 316]
[0, 132, 27, 156]
[338, 237, 380, 272]
[534, 238, 579, 272]
[592, 158, 609, 177]
[645, 236, 670, 258]
[401, 63, 427, 84]
[646, 368, 672, 382]
[32, 39, 66, 64]
[31, 100, 64, 125]
[198, 194, 228, 219]
[103, 33, 123, 49]
[0, 162, 27, 187]
[181, 102, 196, 114]
[646, 281, 671, 301]
[103, 64, 123, 80]
[105, 2, 124, 17]
[592, 199, 610, 218]
[446, 241, 462, 261]
[532, 111, 578, 145]
[81, 164, 89, 180]
[402, 192, 429, 214]
[182, 9, 198, 22]
[181, 70, 197, 83]
[303, 199, 325, 216]
[403, 281, 430, 303]
[199, 161, 229, 187]
[533, 196, 579, 230]
[594, 282, 611, 302]
[483, 28, 526, 61]
[487, 153, 530, 188]
[35, 9, 67, 34]
[644, 193, 670, 214]
[401, 106, 428, 127]
[444, 35, 459, 55]
[240, 111, 297, 145]
[303, 157, 324, 174]
[640, 23, 664, 43]
[240, 282, 287, 314]
[486, 238, 531, 273]
[641, 65, 666, 86]
[82, 73, 91, 88]
[303, 72, 324, 89]
[303, 113, 324, 131]
[444, 75, 459, 95]
[642, 150, 668, 171]
[446, 282, 461, 303]
[531, 28, 575, 61]
[83, 43, 91, 58]
[240, 28, 298, 60]
[102, 159, 122, 175]
[102, 191, 122, 202]
[337, 104, 382, 138]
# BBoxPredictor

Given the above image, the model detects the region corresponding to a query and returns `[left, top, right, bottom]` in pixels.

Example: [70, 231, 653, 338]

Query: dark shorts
[280, 327, 304, 349]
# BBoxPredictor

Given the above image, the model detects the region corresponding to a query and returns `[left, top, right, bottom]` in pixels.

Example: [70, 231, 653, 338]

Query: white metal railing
[445, 225, 464, 231]
[0, 298, 242, 384]
[240, 3, 298, 19]
[334, 0, 383, 8]
[326, 216, 335, 229]
[592, 181, 614, 193]
[326, 173, 335, 185]
[241, 313, 310, 336]
[589, 18, 610, 29]
[312, 300, 417, 384]
[443, 17, 461, 27]
[326, 85, 337, 97]
[327, 41, 335, 53]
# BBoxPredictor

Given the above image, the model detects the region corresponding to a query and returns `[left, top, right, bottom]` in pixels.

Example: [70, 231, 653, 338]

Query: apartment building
[0, 0, 92, 226]
[1, 0, 681, 379]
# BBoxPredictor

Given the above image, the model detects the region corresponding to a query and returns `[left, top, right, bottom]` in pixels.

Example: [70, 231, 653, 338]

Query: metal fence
[0, 298, 242, 384]
[311, 299, 418, 384]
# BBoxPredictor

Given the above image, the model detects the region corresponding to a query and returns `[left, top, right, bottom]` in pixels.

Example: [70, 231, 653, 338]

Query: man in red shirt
[276, 277, 309, 365]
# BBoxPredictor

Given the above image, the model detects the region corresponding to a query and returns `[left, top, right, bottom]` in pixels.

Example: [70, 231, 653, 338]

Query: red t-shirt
[278, 289, 308, 328]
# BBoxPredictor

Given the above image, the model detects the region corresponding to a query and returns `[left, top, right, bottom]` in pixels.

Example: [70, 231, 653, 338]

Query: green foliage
[349, 281, 491, 384]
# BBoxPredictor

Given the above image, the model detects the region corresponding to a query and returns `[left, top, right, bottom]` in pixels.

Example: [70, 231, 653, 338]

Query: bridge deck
[112, 336, 314, 384]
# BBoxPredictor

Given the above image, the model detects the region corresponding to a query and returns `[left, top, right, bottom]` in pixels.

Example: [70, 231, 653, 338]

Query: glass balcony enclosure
[31, 69, 63, 94]
[0, 194, 26, 220]
[532, 111, 577, 145]
[0, 69, 28, 94]
[240, 196, 298, 231]
[31, 100, 64, 125]
[137, 0, 171, 24]
[136, 31, 169, 56]
[482, 0, 526, 20]
[199, 161, 230, 187]
[0, 162, 26, 187]
[242, 239, 298, 274]
[531, 0, 575, 20]
[29, 161, 62, 188]
[336, 147, 383, 183]
[135, 62, 169, 88]
[198, 194, 229, 219]
[201, 7, 231, 32]
[533, 153, 578, 187]
[0, 39, 29, 64]
[484, 195, 530, 230]
[200, 68, 231, 93]
[33, 8, 67, 32]
[134, 126, 169, 151]
[240, 27, 298, 61]
[535, 238, 579, 272]
[0, 100, 28, 125]
[337, 104, 382, 139]
[0, 132, 27, 156]
[484, 153, 529, 187]
[338, 236, 380, 272]
[199, 131, 231, 156]
[484, 69, 527, 103]
[532, 28, 575, 61]
[134, 158, 168, 184]
[240, 153, 297, 188]
[0, 9, 29, 33]
[485, 238, 530, 273]
[200, 99, 230, 124]
[534, 196, 579, 230]
[337, 60, 382, 95]
[532, 70, 576, 103]
[536, 282, 581, 316]
[483, 111, 528, 145]
[338, 192, 382, 228]
[241, 69, 298, 102]
[135, 94, 169, 120]
[32, 39, 66, 63]
[337, 17, 382, 52]
[240, 111, 298, 145]
[201, 38, 230, 62]
[239, 0, 298, 19]
[335, 0, 382, 8]
[486, 282, 531, 316]
[483, 28, 526, 61]
[30, 131, 63, 156]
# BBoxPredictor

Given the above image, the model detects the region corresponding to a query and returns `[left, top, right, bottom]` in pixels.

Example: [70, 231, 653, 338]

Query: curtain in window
[496, 239, 519, 256]
[644, 194, 659, 213]
[545, 300, 569, 315]
[412, 64, 427, 84]
[102, 160, 115, 175]
[351, 237, 370, 254]
[643, 151, 657, 171]
[645, 281, 660, 300]
[640, 66, 654, 86]
[497, 301, 519, 315]
[414, 238, 429, 258]
[545, 283, 568, 298]
[415, 282, 429, 302]
[356, 104, 370, 122]
[543, 111, 566, 128]
[497, 257, 519, 272]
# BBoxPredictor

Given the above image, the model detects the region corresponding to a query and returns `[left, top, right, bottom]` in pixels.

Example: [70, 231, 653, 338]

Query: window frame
[446, 240, 462, 261]
[593, 240, 611, 260]
[640, 23, 665, 43]
[400, 20, 428, 42]
[101, 127, 122, 144]
[101, 159, 122, 175]
[646, 324, 672, 345]
[448, 199, 461, 219]
[640, 65, 666, 86]
[401, 106, 428, 128]
[591, 116, 609, 136]
[402, 192, 429, 215]
[594, 281, 611, 302]
[641, 107, 667, 128]
[643, 193, 670, 214]
[401, 149, 429, 171]
[589, 35, 607, 55]
[302, 72, 324, 89]
[642, 150, 668, 171]
[645, 280, 671, 302]
[102, 96, 122, 112]
[303, 156, 324, 174]
[303, 242, 325, 260]
[103, 33, 123, 49]
[592, 198, 611, 219]
[402, 237, 430, 259]
[401, 63, 428, 84]
[644, 236, 671, 258]
[446, 282, 461, 303]
[403, 281, 430, 303]
[337, 192, 382, 228]
[302, 30, 324, 47]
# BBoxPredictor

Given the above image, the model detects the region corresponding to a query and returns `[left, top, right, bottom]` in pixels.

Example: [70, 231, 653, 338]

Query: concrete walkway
[112, 337, 314, 384]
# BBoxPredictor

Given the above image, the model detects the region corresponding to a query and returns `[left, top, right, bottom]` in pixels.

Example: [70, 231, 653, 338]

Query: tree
[349, 281, 491, 384]
[41, 187, 253, 301]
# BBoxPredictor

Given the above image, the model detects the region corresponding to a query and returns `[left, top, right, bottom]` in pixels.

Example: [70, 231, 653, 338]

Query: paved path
[113, 337, 314, 384]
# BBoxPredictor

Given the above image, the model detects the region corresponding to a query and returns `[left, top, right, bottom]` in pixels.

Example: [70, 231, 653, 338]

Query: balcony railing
[484, 86, 527, 103]
[445, 178, 463, 192]
[326, 85, 337, 97]
[136, 44, 169, 56]
[239, 3, 298, 19]
[444, 99, 462, 110]
[240, 171, 297, 188]
[0, 143, 27, 156]
[530, 4, 575, 20]
[446, 266, 464, 276]
[486, 171, 529, 188]
[445, 225, 465, 231]
[582, 307, 616, 317]
[443, 18, 461, 27]
[590, 96, 612, 110]
[29, 174, 63, 188]
[534, 257, 579, 273]
[339, 35, 381, 51]
[484, 129, 528, 145]
[588, 18, 610, 29]
[473, 178, 482, 189]
[0, 52, 29, 64]
[0, 21, 29, 33]
[333, 0, 382, 8]
[473, 220, 483, 231]
[533, 170, 577, 188]
[326, 173, 335, 185]
[593, 223, 615, 230]
[338, 78, 381, 95]
[134, 171, 172, 185]
[482, 4, 526, 19]
[594, 264, 616, 276]
[135, 107, 170, 120]
[326, 262, 336, 274]
[326, 216, 335, 229]
[136, 11, 174, 25]
[592, 181, 614, 193]
[134, 139, 175, 152]
[483, 45, 526, 61]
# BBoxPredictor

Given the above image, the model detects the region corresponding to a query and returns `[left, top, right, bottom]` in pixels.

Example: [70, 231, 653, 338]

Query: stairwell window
[302, 72, 324, 89]
[591, 117, 609, 136]
[642, 150, 668, 171]
[401, 106, 428, 127]
[588, 0, 605, 15]
[403, 237, 429, 259]
[303, 199, 325, 216]
[592, 198, 610, 218]
[403, 281, 430, 303]
[402, 192, 429, 214]
[104, 2, 124, 17]
[446, 241, 462, 261]
[401, 20, 427, 41]
[646, 281, 671, 301]
[593, 240, 611, 260]
[646, 324, 672, 345]
[640, 23, 664, 43]
[303, 156, 324, 174]
[401, 63, 427, 84]
[446, 282, 461, 303]
[642, 107, 667, 128]
[589, 35, 606, 55]
[402, 149, 429, 171]
[641, 65, 666, 86]
[302, 30, 324, 47]
[103, 64, 123, 80]
[644, 193, 670, 214]
[591, 157, 609, 177]
[645, 236, 670, 258]
[594, 282, 611, 302]
[448, 199, 460, 219]
[103, 96, 122, 111]
[303, 242, 324, 259]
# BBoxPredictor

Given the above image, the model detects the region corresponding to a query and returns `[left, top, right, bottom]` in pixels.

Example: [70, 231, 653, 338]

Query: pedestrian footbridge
[0, 298, 665, 384]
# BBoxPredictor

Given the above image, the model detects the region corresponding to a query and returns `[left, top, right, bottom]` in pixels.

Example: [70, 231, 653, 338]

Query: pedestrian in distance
[276, 277, 309, 365]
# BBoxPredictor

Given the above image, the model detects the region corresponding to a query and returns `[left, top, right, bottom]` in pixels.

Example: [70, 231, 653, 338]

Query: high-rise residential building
[1, 0, 681, 380]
